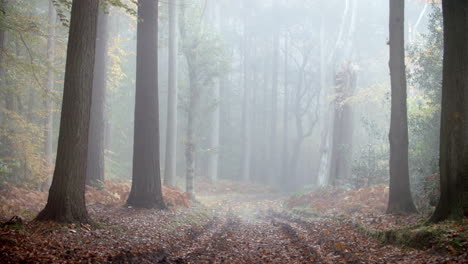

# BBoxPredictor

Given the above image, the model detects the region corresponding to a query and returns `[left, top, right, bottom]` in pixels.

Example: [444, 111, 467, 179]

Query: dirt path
[2, 194, 465, 263]
[107, 195, 460, 264]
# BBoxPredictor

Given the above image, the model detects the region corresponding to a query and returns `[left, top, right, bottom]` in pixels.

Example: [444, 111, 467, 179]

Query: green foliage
[407, 5, 443, 210]
[0, 0, 65, 189]
[52, 0, 136, 27]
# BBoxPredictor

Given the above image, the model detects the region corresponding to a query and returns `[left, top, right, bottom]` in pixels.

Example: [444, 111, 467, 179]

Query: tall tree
[269, 0, 279, 185]
[179, 2, 197, 199]
[127, 0, 166, 209]
[280, 35, 289, 184]
[386, 0, 417, 214]
[430, 0, 467, 222]
[206, 0, 221, 182]
[86, 8, 109, 187]
[36, 0, 99, 223]
[44, 0, 56, 168]
[329, 64, 356, 186]
[163, 0, 178, 187]
[241, 1, 251, 182]
[0, 0, 7, 129]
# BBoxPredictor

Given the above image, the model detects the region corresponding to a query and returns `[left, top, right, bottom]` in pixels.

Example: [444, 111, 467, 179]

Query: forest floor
[0, 180, 467, 263]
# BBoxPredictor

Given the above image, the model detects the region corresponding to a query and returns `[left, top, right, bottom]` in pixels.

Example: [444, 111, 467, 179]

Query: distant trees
[127, 0, 166, 209]
[44, 0, 56, 168]
[386, 0, 417, 214]
[87, 8, 109, 187]
[430, 0, 467, 222]
[163, 0, 179, 187]
[36, 0, 99, 223]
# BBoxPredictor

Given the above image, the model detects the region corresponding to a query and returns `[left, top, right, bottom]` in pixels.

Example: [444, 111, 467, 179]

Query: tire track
[268, 210, 363, 264]
[170, 213, 241, 263]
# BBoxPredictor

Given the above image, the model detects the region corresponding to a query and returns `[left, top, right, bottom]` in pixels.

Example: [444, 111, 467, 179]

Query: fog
[106, 0, 434, 192]
[3, 0, 466, 262]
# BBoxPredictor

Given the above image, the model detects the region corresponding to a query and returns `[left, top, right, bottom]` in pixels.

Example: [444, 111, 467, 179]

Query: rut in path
[108, 195, 459, 264]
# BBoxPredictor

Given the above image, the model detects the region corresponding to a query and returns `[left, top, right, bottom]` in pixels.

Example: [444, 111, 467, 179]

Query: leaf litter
[0, 180, 467, 263]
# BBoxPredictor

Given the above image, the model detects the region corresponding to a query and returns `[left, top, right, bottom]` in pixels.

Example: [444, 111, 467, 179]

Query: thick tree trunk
[127, 0, 166, 209]
[386, 0, 417, 215]
[36, 0, 99, 223]
[44, 0, 56, 168]
[430, 0, 468, 222]
[164, 0, 178, 187]
[86, 9, 109, 187]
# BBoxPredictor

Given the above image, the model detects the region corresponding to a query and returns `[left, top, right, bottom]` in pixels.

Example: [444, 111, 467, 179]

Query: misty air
[0, 0, 467, 263]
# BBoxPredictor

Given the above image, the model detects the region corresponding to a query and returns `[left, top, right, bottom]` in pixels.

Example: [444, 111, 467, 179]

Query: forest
[0, 0, 467, 263]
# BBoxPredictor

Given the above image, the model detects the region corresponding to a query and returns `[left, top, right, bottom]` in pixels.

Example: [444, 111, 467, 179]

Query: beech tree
[430, 0, 467, 222]
[127, 0, 166, 209]
[163, 0, 178, 187]
[386, 0, 417, 214]
[36, 0, 99, 223]
[0, 0, 6, 129]
[87, 8, 109, 187]
[44, 0, 56, 168]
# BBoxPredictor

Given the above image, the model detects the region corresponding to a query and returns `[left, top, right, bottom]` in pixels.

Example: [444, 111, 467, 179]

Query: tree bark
[164, 0, 178, 187]
[44, 0, 56, 168]
[386, 0, 417, 214]
[127, 0, 166, 209]
[36, 0, 99, 223]
[179, 2, 197, 200]
[430, 0, 468, 222]
[241, 8, 251, 182]
[329, 65, 356, 186]
[281, 35, 289, 187]
[206, 0, 222, 182]
[269, 0, 279, 185]
[0, 0, 7, 128]
[86, 8, 109, 187]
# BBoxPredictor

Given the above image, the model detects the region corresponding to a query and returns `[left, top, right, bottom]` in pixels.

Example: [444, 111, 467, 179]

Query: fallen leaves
[0, 181, 467, 263]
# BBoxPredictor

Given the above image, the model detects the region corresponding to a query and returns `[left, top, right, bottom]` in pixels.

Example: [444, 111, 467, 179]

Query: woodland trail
[1, 192, 465, 263]
[107, 194, 460, 264]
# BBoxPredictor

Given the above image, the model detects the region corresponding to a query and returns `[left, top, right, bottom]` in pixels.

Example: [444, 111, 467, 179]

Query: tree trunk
[386, 0, 417, 215]
[180, 3, 197, 200]
[281, 35, 289, 186]
[241, 12, 251, 182]
[206, 0, 222, 182]
[185, 66, 198, 199]
[86, 8, 109, 187]
[44, 0, 56, 168]
[430, 0, 468, 222]
[127, 0, 166, 209]
[207, 80, 220, 182]
[269, 0, 279, 185]
[329, 65, 356, 186]
[317, 15, 329, 187]
[163, 0, 178, 187]
[36, 0, 99, 223]
[0, 0, 6, 128]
